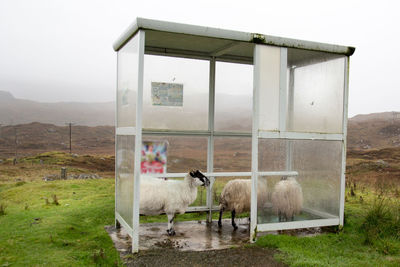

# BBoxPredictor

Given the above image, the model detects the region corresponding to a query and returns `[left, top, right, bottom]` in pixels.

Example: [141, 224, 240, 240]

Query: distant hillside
[0, 91, 114, 126]
[0, 91, 252, 130]
[0, 122, 114, 158]
[348, 112, 400, 150]
[1, 90, 399, 155]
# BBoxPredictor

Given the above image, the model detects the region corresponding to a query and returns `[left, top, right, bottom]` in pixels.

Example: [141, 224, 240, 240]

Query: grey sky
[0, 0, 399, 117]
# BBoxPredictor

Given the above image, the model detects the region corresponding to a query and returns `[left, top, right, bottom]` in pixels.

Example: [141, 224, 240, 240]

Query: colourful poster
[141, 141, 168, 174]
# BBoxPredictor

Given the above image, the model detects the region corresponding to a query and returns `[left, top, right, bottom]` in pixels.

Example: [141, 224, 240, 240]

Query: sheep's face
[190, 170, 210, 187]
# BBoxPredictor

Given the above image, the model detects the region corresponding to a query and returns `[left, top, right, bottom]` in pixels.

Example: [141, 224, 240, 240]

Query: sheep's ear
[189, 170, 195, 177]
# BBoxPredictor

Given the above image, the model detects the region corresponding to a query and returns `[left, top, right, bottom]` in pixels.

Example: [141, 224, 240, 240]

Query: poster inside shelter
[151, 82, 183, 106]
[141, 141, 168, 174]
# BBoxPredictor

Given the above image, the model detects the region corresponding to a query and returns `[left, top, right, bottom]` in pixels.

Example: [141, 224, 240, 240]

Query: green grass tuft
[256, 190, 400, 266]
[0, 203, 6, 216]
[360, 198, 400, 255]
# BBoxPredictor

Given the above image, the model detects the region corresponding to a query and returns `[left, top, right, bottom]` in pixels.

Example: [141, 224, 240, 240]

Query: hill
[0, 91, 114, 126]
[348, 112, 400, 149]
[0, 122, 114, 158]
[1, 109, 400, 158]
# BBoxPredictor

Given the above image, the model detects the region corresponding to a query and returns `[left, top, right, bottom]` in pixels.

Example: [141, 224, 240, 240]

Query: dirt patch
[125, 247, 286, 267]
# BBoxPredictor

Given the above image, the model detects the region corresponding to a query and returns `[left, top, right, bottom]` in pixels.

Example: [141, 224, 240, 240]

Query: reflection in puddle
[106, 218, 250, 253]
[106, 218, 322, 254]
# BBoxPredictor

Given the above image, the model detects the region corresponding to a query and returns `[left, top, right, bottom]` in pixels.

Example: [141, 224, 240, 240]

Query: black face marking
[190, 170, 210, 186]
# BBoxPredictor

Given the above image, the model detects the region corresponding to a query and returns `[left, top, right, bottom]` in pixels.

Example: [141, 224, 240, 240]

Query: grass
[2, 150, 400, 266]
[0, 179, 122, 266]
[255, 188, 400, 267]
[360, 198, 400, 255]
[2, 177, 399, 267]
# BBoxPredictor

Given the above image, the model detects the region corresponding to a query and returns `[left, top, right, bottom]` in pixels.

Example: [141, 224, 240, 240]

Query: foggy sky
[0, 0, 399, 117]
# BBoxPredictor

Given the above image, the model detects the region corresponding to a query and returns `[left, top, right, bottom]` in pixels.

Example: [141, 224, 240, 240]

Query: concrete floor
[105, 217, 324, 258]
[106, 218, 251, 253]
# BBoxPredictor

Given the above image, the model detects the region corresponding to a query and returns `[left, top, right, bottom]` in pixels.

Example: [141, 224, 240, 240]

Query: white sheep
[218, 179, 268, 229]
[140, 170, 210, 236]
[271, 176, 303, 222]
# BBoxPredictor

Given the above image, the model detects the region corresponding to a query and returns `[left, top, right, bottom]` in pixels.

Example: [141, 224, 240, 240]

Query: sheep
[271, 176, 303, 222]
[140, 170, 210, 236]
[218, 179, 268, 230]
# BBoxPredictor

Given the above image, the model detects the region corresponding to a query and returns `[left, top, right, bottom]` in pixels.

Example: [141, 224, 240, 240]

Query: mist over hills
[0, 91, 114, 126]
[0, 91, 252, 130]
[1, 91, 400, 154]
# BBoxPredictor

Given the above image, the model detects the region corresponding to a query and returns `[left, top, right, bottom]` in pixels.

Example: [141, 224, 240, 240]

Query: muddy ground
[125, 247, 286, 267]
[106, 219, 295, 266]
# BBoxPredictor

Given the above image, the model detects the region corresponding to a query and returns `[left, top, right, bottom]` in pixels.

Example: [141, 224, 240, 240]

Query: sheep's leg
[231, 209, 238, 230]
[218, 207, 224, 228]
[166, 213, 176, 236]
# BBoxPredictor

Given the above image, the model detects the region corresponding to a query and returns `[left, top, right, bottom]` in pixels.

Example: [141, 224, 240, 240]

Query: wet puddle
[105, 218, 323, 258]
[105, 218, 251, 253]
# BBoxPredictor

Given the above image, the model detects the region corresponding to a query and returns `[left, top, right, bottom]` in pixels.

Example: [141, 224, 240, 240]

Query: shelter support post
[339, 57, 350, 227]
[207, 57, 216, 223]
[132, 30, 145, 253]
[250, 46, 261, 242]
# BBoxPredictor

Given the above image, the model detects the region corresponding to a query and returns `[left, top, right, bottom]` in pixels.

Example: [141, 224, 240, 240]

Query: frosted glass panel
[215, 62, 253, 132]
[116, 135, 135, 227]
[143, 55, 209, 130]
[117, 34, 139, 127]
[287, 49, 345, 133]
[258, 139, 287, 172]
[255, 45, 281, 131]
[213, 176, 251, 207]
[291, 140, 342, 217]
[256, 139, 342, 224]
[142, 135, 207, 173]
[214, 137, 251, 172]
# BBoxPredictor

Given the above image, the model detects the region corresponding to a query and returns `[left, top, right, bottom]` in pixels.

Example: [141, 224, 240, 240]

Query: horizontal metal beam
[257, 218, 339, 232]
[142, 171, 297, 179]
[210, 42, 241, 57]
[141, 172, 252, 178]
[143, 129, 210, 136]
[116, 127, 136, 135]
[143, 129, 251, 138]
[145, 46, 253, 64]
[186, 206, 219, 213]
[258, 131, 344, 141]
[258, 171, 298, 177]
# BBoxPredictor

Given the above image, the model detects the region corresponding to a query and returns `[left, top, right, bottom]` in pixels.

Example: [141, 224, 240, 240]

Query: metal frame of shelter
[113, 18, 355, 253]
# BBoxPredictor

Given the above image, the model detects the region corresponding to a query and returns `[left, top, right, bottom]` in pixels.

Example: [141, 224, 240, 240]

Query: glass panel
[215, 62, 253, 132]
[291, 140, 342, 217]
[116, 135, 135, 227]
[258, 139, 287, 172]
[117, 34, 139, 127]
[255, 45, 281, 131]
[142, 135, 207, 173]
[287, 48, 345, 133]
[214, 137, 251, 172]
[143, 55, 209, 130]
[212, 176, 251, 208]
[257, 139, 342, 224]
[141, 135, 208, 207]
